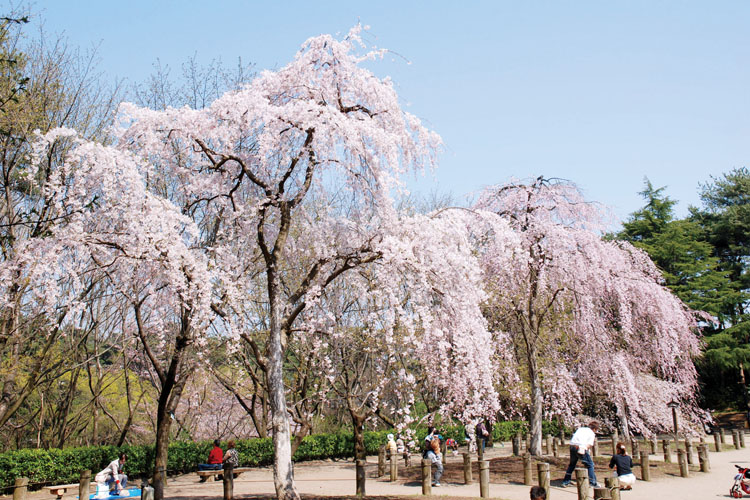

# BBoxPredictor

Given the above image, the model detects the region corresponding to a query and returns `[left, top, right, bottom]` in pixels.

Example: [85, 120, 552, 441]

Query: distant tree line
[616, 171, 750, 410]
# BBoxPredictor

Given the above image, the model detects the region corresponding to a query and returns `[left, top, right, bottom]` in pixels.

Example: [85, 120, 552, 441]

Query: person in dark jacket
[609, 442, 635, 490]
[530, 485, 546, 500]
[476, 421, 489, 451]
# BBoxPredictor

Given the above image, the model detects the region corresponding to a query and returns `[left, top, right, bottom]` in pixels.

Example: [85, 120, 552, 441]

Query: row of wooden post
[513, 426, 746, 459]
[369, 433, 725, 498]
[420, 455, 489, 497]
[11, 470, 91, 500]
[6, 428, 742, 500]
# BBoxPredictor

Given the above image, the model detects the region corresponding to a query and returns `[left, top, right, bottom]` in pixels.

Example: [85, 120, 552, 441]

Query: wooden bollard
[537, 462, 550, 498]
[697, 444, 710, 472]
[441, 439, 447, 457]
[463, 453, 473, 484]
[611, 437, 617, 455]
[13, 477, 28, 500]
[714, 431, 721, 452]
[733, 430, 741, 450]
[512, 432, 521, 456]
[479, 460, 490, 498]
[741, 430, 747, 448]
[378, 447, 386, 477]
[421, 459, 432, 495]
[404, 451, 411, 468]
[605, 477, 620, 500]
[552, 437, 559, 457]
[545, 434, 552, 455]
[593, 438, 599, 457]
[390, 454, 397, 482]
[594, 487, 611, 500]
[356, 459, 366, 496]
[575, 468, 589, 500]
[223, 463, 234, 500]
[662, 439, 671, 463]
[639, 451, 650, 481]
[685, 438, 693, 465]
[79, 470, 91, 500]
[523, 453, 533, 485]
[677, 449, 689, 478]
[650, 437, 657, 455]
[719, 427, 726, 444]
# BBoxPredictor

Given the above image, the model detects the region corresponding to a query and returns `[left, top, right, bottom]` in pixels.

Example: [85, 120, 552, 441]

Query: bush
[0, 420, 563, 490]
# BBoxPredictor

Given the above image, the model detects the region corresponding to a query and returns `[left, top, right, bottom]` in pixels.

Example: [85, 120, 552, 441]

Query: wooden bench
[197, 467, 252, 481]
[44, 483, 95, 500]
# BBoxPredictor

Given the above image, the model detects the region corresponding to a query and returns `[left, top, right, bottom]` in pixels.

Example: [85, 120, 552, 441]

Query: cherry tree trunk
[267, 274, 299, 500]
[351, 413, 366, 460]
[351, 413, 367, 495]
[617, 402, 631, 441]
[527, 341, 544, 455]
[152, 405, 173, 500]
[528, 372, 544, 455]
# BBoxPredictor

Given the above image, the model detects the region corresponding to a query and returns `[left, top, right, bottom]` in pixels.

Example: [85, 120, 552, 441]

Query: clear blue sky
[33, 1, 750, 222]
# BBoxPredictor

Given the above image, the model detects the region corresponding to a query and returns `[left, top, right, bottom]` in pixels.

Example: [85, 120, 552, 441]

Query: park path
[157, 443, 746, 500]
[5, 442, 743, 500]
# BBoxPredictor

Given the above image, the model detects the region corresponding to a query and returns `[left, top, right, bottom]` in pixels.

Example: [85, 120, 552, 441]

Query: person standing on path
[476, 420, 489, 452]
[425, 435, 444, 486]
[561, 421, 600, 488]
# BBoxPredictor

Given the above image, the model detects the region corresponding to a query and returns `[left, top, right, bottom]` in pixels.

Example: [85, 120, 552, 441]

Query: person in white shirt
[560, 421, 599, 488]
[95, 453, 128, 494]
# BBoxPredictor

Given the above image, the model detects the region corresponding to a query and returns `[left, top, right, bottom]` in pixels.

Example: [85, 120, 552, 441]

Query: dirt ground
[401, 453, 700, 484]
[3, 436, 745, 500]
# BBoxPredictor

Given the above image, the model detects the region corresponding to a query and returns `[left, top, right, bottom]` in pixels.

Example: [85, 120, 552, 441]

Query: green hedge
[412, 420, 564, 445]
[0, 422, 562, 490]
[0, 430, 392, 490]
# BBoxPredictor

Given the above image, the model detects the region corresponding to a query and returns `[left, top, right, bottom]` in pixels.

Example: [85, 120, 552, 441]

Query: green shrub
[0, 420, 563, 490]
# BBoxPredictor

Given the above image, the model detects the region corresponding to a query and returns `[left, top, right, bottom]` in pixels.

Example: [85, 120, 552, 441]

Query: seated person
[446, 438, 459, 455]
[609, 442, 636, 490]
[198, 440, 224, 481]
[95, 453, 127, 494]
[386, 434, 398, 459]
[396, 436, 409, 461]
[223, 439, 240, 479]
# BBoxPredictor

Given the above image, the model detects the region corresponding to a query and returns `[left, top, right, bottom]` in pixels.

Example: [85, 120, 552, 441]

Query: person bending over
[95, 453, 127, 495]
[561, 421, 600, 488]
